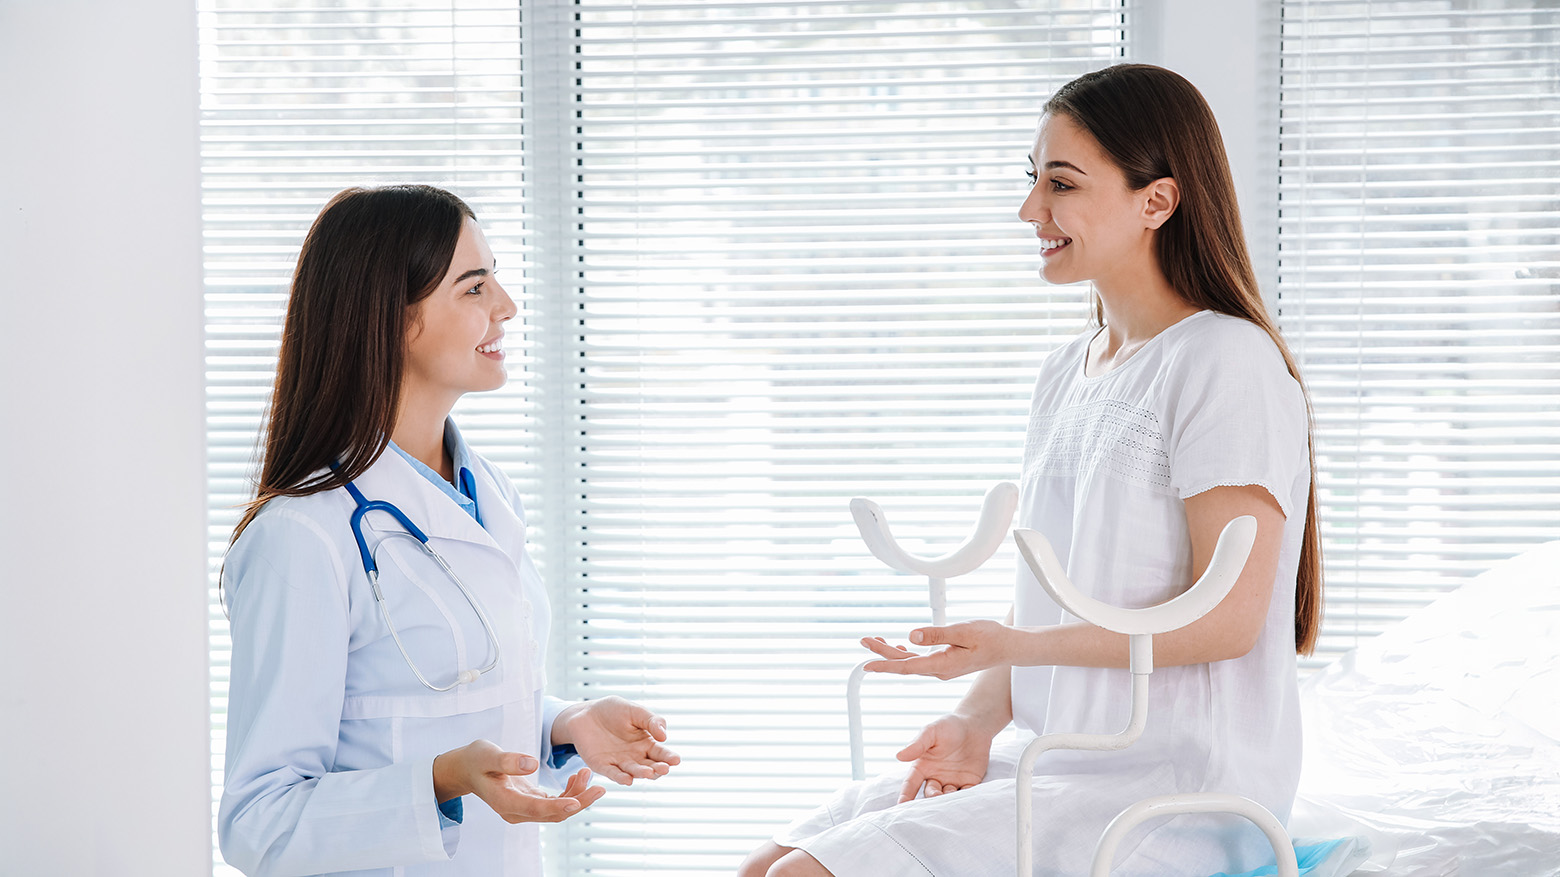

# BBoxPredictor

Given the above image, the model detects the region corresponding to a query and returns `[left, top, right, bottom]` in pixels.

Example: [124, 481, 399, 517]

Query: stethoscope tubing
[343, 477, 503, 691]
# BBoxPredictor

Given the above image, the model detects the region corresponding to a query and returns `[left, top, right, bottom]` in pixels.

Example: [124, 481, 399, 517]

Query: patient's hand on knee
[895, 713, 993, 803]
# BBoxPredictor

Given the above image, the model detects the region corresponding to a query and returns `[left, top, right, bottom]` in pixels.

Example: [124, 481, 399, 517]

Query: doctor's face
[403, 217, 517, 404]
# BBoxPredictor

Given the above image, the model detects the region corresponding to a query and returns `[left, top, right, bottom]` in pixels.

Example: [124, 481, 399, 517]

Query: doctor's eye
[1025, 169, 1038, 188]
[1050, 178, 1074, 193]
[467, 282, 485, 296]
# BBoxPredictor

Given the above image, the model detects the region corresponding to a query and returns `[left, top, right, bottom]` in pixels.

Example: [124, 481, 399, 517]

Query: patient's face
[1018, 113, 1147, 289]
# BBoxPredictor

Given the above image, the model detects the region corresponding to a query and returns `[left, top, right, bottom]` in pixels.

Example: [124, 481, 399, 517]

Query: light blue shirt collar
[388, 419, 483, 528]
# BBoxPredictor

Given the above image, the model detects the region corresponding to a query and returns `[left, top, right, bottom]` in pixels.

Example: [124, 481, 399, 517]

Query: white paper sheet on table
[1288, 541, 1560, 876]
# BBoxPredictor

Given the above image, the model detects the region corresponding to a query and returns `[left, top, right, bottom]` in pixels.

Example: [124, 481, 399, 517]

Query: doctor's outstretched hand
[433, 739, 603, 823]
[553, 695, 681, 786]
[860, 619, 1017, 681]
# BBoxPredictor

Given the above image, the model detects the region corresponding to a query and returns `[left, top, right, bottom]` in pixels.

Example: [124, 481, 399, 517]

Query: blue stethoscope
[342, 475, 502, 692]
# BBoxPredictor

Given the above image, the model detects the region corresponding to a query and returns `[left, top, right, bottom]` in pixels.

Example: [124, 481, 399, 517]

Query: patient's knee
[737, 841, 792, 877]
[769, 849, 833, 877]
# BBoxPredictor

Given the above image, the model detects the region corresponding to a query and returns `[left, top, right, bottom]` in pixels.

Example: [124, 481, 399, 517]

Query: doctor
[219, 184, 679, 876]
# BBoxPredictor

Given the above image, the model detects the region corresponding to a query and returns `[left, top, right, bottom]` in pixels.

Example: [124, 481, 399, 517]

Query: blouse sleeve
[218, 508, 457, 876]
[1165, 323, 1311, 519]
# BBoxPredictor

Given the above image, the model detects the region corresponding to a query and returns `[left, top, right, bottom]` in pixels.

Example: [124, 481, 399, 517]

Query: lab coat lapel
[352, 449, 498, 551]
[465, 461, 528, 558]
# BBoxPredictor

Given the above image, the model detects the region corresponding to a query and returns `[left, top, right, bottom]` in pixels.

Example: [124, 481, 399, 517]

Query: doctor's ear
[1141, 177, 1180, 230]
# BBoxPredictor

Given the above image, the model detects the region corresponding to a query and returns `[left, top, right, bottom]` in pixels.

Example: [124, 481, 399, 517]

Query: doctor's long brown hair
[1047, 65, 1324, 655]
[230, 185, 475, 545]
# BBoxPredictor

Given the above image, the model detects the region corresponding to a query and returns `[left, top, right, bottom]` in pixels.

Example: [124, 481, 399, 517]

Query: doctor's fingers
[497, 790, 601, 824]
[596, 758, 658, 785]
[625, 748, 680, 780]
[645, 740, 681, 768]
[496, 751, 539, 777]
[494, 772, 602, 824]
[485, 784, 577, 824]
[459, 739, 539, 776]
[560, 767, 603, 800]
[623, 703, 672, 742]
[597, 763, 640, 785]
[560, 771, 607, 812]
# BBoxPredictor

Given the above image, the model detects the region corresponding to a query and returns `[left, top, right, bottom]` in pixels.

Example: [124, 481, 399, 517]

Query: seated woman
[740, 64, 1322, 877]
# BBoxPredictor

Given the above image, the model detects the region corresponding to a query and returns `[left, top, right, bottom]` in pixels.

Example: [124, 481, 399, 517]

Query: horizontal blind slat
[1277, 0, 1560, 681]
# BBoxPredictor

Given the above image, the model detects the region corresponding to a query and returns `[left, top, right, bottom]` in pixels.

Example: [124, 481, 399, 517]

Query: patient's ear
[1141, 177, 1179, 230]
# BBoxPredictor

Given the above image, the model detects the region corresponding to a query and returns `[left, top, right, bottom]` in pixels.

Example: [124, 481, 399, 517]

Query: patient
[739, 64, 1323, 877]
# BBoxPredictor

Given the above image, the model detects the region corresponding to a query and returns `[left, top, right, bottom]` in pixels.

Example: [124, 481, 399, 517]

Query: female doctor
[219, 184, 679, 876]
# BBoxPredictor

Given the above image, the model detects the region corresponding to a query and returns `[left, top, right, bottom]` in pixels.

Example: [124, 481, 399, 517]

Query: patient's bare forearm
[952, 666, 1013, 739]
[951, 607, 1015, 738]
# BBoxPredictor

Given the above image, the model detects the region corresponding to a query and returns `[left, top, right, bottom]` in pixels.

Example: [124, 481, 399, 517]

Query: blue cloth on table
[1209, 838, 1352, 877]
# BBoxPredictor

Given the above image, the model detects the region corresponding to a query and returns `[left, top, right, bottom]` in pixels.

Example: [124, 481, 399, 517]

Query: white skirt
[773, 738, 1276, 877]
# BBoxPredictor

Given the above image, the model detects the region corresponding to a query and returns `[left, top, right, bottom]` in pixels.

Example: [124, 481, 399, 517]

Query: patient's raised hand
[860, 619, 1014, 680]
[893, 714, 993, 804]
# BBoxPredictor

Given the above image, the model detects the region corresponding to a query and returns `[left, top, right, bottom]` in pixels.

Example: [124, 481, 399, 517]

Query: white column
[0, 1, 208, 874]
[1133, 0, 1282, 306]
[521, 0, 588, 871]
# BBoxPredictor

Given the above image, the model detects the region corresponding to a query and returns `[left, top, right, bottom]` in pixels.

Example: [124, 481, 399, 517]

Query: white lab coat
[219, 448, 574, 877]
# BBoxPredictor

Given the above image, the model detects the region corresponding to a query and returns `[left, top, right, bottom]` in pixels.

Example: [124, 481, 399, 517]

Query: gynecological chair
[847, 486, 1300, 877]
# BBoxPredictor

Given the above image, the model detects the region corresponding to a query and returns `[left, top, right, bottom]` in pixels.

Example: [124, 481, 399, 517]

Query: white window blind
[202, 1, 1125, 873]
[1277, 0, 1560, 668]
[199, 3, 535, 873]
[198, 1, 1139, 872]
[555, 2, 1125, 871]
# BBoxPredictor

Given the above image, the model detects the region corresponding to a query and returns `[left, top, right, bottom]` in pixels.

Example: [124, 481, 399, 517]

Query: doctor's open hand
[552, 695, 681, 786]
[860, 619, 1017, 681]
[433, 739, 604, 823]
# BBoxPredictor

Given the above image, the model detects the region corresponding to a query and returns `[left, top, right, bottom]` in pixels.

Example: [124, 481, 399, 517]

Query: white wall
[0, 1, 209, 874]
[1135, 0, 1282, 303]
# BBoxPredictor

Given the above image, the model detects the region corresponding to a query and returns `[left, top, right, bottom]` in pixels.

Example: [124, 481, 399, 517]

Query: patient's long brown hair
[230, 184, 475, 544]
[1046, 65, 1324, 655]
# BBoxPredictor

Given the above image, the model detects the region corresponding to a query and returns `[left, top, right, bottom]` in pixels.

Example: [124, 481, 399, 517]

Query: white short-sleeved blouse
[1012, 310, 1311, 822]
[776, 310, 1314, 876]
